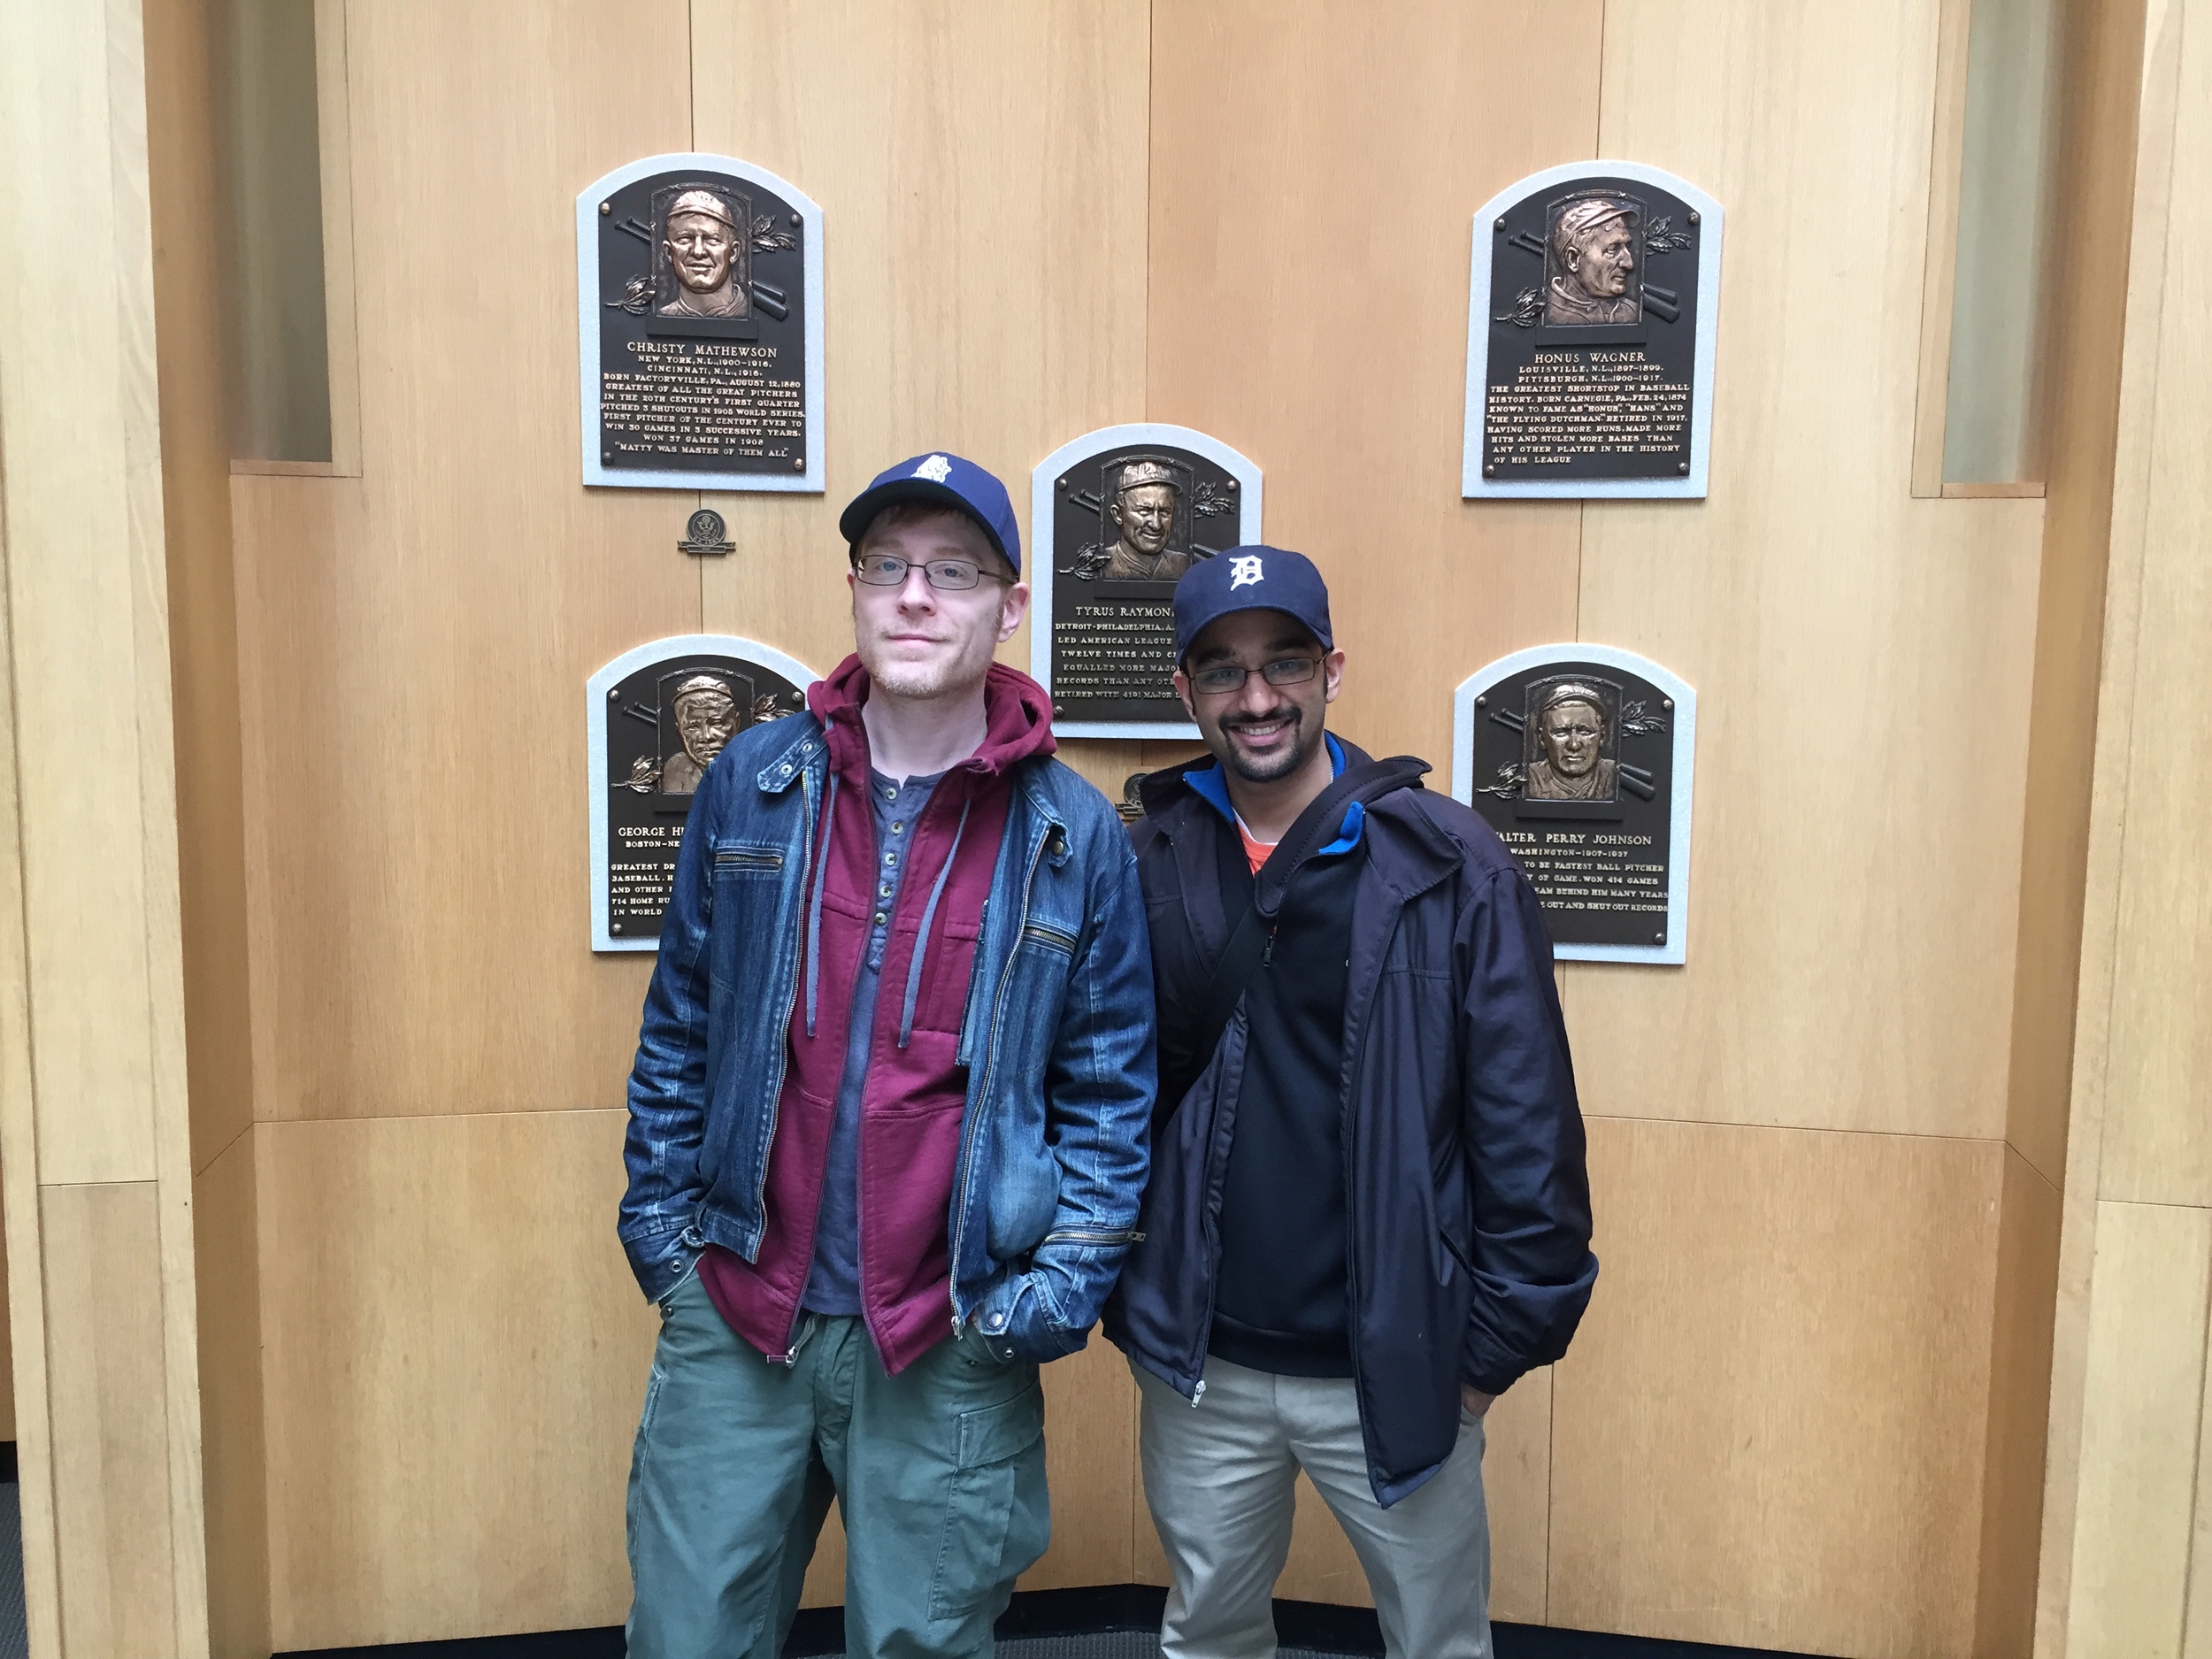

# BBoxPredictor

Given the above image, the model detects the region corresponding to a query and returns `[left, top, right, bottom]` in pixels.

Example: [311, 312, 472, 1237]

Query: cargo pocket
[926, 1379, 1048, 1622]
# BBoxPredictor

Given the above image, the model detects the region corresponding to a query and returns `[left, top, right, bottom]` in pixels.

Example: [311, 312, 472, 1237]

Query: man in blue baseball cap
[1108, 545, 1597, 1659]
[620, 451, 1155, 1658]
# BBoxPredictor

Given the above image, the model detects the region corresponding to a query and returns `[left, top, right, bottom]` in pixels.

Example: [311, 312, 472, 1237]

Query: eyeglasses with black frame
[1186, 657, 1323, 695]
[850, 551, 1014, 592]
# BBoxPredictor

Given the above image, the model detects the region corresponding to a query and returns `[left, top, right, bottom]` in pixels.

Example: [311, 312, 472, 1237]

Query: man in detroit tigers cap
[1110, 543, 1597, 1659]
[620, 449, 1153, 1656]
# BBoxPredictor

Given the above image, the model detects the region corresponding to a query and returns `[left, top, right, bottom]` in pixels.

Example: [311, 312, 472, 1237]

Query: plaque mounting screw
[1485, 464, 1497, 477]
[1677, 462, 1689, 474]
[611, 922, 624, 934]
[1494, 216, 1506, 230]
[1057, 478, 1068, 491]
[609, 687, 619, 699]
[1474, 695, 1486, 710]
[789, 213, 801, 227]
[1662, 698, 1673, 709]
[603, 449, 614, 462]
[1688, 211, 1700, 225]
[1226, 479, 1238, 489]
[794, 457, 805, 472]
[600, 201, 611, 216]
[1653, 932, 1664, 944]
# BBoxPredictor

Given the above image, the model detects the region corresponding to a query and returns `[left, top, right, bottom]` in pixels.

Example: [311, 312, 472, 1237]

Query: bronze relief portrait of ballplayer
[658, 674, 741, 795]
[1101, 459, 1193, 582]
[658, 187, 749, 319]
[1546, 195, 1640, 326]
[1525, 681, 1619, 801]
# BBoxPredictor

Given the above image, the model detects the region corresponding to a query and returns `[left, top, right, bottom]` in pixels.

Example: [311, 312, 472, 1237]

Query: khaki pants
[1133, 1356, 1492, 1659]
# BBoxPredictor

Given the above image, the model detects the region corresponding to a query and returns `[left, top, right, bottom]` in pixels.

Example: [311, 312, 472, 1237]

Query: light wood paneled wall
[1574, 0, 2041, 1145]
[185, 2, 2145, 1655]
[234, 0, 697, 1128]
[2032, 0, 2212, 1652]
[0, 1, 216, 1655]
[143, 0, 275, 1654]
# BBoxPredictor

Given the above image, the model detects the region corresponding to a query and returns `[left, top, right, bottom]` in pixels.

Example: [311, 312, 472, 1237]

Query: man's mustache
[1221, 707, 1300, 733]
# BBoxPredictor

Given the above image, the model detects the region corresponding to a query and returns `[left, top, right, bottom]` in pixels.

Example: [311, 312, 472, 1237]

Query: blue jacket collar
[1182, 733, 1366, 856]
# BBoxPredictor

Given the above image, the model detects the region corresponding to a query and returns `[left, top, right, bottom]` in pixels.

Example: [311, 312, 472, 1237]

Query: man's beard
[1217, 706, 1319, 784]
[858, 626, 996, 702]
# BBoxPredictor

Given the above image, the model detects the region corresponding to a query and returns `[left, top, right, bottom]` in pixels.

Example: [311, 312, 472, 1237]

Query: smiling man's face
[1174, 609, 1343, 785]
[666, 211, 735, 295]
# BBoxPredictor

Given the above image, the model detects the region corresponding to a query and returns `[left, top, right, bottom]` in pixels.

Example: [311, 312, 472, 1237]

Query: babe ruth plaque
[1031, 424, 1264, 741]
[587, 635, 817, 952]
[1462, 162, 1724, 500]
[577, 154, 825, 492]
[1452, 645, 1697, 965]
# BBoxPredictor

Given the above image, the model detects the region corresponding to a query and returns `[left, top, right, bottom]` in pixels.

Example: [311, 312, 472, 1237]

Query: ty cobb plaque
[588, 634, 817, 951]
[1031, 424, 1264, 740]
[577, 153, 825, 492]
[1462, 162, 1724, 499]
[1453, 644, 1697, 964]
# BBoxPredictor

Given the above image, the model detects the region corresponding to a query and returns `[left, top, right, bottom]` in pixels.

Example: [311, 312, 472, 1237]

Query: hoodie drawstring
[803, 771, 840, 1037]
[898, 796, 972, 1048]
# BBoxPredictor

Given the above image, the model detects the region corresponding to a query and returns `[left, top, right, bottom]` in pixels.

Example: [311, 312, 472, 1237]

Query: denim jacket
[618, 708, 1156, 1361]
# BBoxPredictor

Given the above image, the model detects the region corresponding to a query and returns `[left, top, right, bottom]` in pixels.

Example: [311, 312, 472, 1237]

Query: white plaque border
[1451, 641, 1697, 965]
[1030, 423, 1264, 742]
[1460, 160, 1724, 501]
[577, 153, 826, 494]
[588, 634, 821, 953]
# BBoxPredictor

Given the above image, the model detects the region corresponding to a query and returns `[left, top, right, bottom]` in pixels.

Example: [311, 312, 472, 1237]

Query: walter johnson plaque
[1453, 645, 1696, 964]
[1462, 162, 1723, 499]
[1031, 424, 1263, 739]
[588, 635, 817, 952]
[577, 153, 825, 492]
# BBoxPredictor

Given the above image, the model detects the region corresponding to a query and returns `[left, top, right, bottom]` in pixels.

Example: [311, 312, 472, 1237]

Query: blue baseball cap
[1172, 545, 1334, 664]
[838, 452, 1023, 576]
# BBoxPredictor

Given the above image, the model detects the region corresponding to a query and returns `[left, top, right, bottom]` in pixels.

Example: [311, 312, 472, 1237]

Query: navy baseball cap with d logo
[1171, 545, 1334, 664]
[839, 451, 1023, 576]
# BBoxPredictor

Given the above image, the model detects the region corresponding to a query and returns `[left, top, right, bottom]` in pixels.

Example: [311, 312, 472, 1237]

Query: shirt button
[874, 912, 887, 926]
[885, 851, 897, 866]
[891, 821, 903, 833]
[883, 786, 896, 800]
[879, 882, 892, 898]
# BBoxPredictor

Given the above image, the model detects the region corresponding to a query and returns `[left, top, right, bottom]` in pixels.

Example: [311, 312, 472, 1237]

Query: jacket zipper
[1040, 1226, 1144, 1246]
[757, 758, 820, 1363]
[947, 815, 1053, 1333]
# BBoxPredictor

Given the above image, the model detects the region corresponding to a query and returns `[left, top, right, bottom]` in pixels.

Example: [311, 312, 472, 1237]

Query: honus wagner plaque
[1030, 424, 1264, 740]
[1461, 162, 1723, 500]
[588, 635, 817, 952]
[577, 153, 825, 492]
[1453, 645, 1697, 965]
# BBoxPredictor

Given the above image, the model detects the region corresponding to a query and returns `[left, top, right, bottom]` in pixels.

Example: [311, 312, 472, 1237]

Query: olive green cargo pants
[626, 1272, 1050, 1659]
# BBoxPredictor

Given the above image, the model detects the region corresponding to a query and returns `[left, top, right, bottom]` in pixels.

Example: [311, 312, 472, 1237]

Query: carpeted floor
[0, 1476, 25, 1659]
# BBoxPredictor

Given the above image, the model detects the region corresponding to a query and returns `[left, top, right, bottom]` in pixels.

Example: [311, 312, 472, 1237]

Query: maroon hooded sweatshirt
[697, 657, 1057, 1371]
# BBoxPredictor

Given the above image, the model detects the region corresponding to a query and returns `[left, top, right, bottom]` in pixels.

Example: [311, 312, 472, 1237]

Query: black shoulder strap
[1156, 756, 1424, 1125]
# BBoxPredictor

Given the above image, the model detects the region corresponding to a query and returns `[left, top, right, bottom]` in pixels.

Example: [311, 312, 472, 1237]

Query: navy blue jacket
[1106, 748, 1597, 1504]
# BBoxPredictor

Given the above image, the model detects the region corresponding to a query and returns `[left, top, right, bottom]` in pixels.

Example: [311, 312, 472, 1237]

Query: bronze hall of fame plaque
[1461, 162, 1723, 500]
[1452, 645, 1697, 964]
[576, 153, 825, 492]
[1030, 424, 1264, 740]
[587, 634, 818, 952]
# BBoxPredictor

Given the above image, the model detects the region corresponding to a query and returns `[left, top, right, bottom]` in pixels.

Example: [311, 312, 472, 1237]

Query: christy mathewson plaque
[577, 153, 825, 492]
[1452, 645, 1696, 964]
[588, 635, 816, 952]
[1462, 162, 1723, 499]
[1031, 424, 1263, 740]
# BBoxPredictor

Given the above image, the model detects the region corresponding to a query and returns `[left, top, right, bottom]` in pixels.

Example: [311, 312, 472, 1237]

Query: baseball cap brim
[838, 480, 1017, 574]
